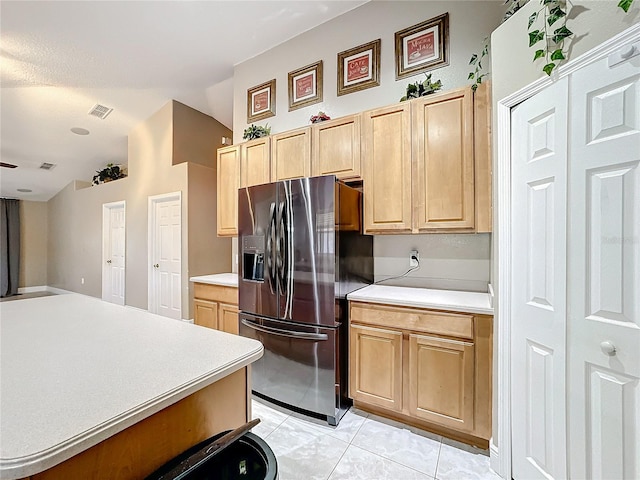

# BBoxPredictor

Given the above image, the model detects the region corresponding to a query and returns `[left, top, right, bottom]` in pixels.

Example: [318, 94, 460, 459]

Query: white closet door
[568, 55, 640, 480]
[511, 77, 568, 480]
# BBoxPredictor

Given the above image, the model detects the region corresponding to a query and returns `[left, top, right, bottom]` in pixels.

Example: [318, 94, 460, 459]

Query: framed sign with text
[337, 39, 381, 96]
[395, 13, 449, 80]
[247, 79, 276, 123]
[288, 61, 323, 111]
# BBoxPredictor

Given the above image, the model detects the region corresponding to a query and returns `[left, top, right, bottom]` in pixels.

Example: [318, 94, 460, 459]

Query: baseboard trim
[18, 286, 48, 293]
[45, 286, 74, 295]
[490, 439, 502, 477]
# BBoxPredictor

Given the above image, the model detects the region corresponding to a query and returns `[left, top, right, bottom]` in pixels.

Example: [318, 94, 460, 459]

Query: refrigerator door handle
[266, 202, 277, 294]
[276, 200, 287, 292]
[240, 319, 329, 341]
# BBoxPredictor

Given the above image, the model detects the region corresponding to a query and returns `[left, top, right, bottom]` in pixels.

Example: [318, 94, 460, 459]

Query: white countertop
[0, 294, 262, 479]
[190, 273, 238, 287]
[347, 285, 494, 315]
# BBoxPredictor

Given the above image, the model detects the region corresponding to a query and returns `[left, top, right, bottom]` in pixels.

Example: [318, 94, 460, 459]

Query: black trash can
[146, 430, 278, 480]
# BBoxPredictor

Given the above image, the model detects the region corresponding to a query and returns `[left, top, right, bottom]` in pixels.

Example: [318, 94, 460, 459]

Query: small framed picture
[288, 61, 323, 111]
[247, 79, 276, 123]
[395, 13, 449, 80]
[337, 39, 381, 96]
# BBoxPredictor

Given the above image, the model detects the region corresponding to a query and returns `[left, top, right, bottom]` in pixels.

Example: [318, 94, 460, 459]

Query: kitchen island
[0, 294, 263, 480]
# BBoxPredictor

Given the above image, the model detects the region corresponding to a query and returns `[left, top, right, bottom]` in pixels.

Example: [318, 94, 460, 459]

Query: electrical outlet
[409, 250, 419, 267]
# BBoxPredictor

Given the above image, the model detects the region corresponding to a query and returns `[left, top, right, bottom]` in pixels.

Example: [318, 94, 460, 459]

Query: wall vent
[0, 162, 18, 169]
[39, 162, 56, 170]
[88, 104, 113, 119]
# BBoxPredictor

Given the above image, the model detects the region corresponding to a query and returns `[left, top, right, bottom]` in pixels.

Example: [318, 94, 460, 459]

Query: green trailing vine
[468, 37, 490, 91]
[468, 0, 634, 88]
[528, 0, 572, 76]
[618, 0, 635, 12]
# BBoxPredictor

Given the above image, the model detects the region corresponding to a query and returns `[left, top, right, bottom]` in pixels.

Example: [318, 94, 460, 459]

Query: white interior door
[567, 54, 640, 480]
[510, 78, 568, 480]
[102, 201, 125, 305]
[149, 193, 182, 320]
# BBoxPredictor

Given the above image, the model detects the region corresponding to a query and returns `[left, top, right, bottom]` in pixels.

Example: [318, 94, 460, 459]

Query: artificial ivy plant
[242, 124, 271, 141]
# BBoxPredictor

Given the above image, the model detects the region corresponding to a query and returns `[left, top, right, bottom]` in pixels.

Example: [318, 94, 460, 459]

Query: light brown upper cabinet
[362, 102, 413, 233]
[241, 137, 271, 188]
[216, 145, 240, 237]
[271, 127, 311, 181]
[413, 87, 475, 231]
[312, 114, 361, 180]
[361, 85, 491, 234]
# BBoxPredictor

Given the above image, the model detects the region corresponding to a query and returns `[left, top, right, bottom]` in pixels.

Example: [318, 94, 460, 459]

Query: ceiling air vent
[39, 162, 56, 170]
[88, 103, 113, 120]
[0, 162, 18, 169]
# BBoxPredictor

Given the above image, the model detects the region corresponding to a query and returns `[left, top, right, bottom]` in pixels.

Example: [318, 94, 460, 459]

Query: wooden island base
[25, 368, 249, 480]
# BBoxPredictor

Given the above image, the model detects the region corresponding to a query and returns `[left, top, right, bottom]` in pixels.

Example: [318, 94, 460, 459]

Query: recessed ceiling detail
[88, 104, 113, 120]
[70, 127, 90, 135]
[39, 162, 56, 170]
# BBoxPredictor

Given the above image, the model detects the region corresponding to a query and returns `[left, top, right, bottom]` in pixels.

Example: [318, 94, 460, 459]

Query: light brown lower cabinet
[349, 301, 492, 447]
[193, 283, 239, 335]
[350, 324, 403, 412]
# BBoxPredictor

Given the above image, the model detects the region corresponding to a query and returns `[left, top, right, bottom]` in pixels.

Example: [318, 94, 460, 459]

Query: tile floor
[250, 398, 501, 480]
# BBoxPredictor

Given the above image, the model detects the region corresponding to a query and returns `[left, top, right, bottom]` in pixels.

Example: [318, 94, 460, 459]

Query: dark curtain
[0, 198, 20, 297]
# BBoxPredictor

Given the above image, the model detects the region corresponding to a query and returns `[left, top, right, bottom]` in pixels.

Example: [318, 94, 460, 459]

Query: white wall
[232, 1, 503, 291]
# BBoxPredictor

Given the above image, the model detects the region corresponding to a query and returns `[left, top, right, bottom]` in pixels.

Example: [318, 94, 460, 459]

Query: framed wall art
[247, 79, 276, 122]
[337, 39, 381, 96]
[395, 13, 449, 80]
[288, 61, 323, 111]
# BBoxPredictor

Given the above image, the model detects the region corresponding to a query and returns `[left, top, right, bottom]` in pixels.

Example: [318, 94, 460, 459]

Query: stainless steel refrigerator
[238, 175, 373, 425]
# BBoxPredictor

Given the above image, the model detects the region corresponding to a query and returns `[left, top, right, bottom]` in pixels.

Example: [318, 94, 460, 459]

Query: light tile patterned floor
[250, 398, 501, 480]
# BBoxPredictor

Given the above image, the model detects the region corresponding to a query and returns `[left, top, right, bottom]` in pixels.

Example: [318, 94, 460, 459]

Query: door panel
[349, 324, 402, 412]
[238, 182, 278, 318]
[241, 138, 271, 187]
[362, 102, 412, 233]
[281, 177, 336, 326]
[271, 128, 311, 181]
[511, 78, 568, 480]
[217, 145, 240, 236]
[408, 334, 474, 432]
[103, 203, 125, 306]
[153, 197, 181, 319]
[413, 87, 475, 231]
[239, 313, 337, 418]
[312, 114, 361, 180]
[194, 299, 218, 329]
[568, 56, 640, 480]
[219, 303, 239, 335]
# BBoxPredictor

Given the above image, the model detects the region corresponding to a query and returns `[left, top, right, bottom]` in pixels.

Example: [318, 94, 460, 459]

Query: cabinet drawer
[194, 283, 238, 305]
[350, 302, 473, 340]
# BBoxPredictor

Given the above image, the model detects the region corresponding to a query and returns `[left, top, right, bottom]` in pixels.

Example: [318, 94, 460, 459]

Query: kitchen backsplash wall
[232, 234, 490, 292]
[374, 234, 490, 292]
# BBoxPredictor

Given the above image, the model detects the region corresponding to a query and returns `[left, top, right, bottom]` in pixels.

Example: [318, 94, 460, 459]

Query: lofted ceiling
[0, 0, 367, 201]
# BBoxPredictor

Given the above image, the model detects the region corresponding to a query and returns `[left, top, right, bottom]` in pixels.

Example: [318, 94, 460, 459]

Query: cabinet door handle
[153, 263, 159, 269]
[106, 259, 112, 264]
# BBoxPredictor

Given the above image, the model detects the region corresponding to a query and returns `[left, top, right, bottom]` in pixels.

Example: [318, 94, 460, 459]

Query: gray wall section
[47, 101, 231, 318]
[231, 0, 505, 291]
[19, 200, 48, 288]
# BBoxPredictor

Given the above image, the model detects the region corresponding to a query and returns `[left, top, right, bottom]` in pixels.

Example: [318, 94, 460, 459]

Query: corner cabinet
[216, 145, 241, 237]
[193, 283, 239, 335]
[349, 301, 493, 446]
[361, 84, 491, 234]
